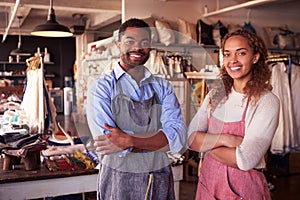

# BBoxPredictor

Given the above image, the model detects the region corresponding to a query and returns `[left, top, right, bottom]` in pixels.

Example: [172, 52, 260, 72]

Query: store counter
[0, 159, 183, 200]
[0, 158, 98, 199]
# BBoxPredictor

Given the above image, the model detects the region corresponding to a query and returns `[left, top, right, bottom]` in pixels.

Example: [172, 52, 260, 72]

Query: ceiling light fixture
[31, 0, 73, 37]
[10, 16, 31, 56]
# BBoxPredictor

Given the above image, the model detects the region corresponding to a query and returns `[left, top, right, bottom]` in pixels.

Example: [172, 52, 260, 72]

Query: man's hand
[93, 123, 132, 155]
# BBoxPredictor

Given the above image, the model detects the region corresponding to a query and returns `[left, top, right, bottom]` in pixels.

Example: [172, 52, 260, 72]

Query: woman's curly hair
[209, 29, 272, 111]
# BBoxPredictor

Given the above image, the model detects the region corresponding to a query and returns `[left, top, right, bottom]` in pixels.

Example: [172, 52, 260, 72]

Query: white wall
[123, 0, 300, 48]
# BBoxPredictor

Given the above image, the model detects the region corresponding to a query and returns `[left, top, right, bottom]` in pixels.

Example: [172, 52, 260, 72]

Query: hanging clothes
[21, 56, 57, 134]
[21, 68, 43, 133]
[243, 22, 257, 34]
[270, 62, 297, 154]
[291, 64, 300, 149]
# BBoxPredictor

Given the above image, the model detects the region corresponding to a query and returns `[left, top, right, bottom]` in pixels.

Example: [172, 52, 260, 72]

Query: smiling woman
[222, 35, 260, 92]
[219, 29, 272, 102]
[188, 29, 280, 199]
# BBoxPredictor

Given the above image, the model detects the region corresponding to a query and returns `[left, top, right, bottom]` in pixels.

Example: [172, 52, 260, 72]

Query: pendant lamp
[31, 0, 73, 37]
[10, 16, 31, 56]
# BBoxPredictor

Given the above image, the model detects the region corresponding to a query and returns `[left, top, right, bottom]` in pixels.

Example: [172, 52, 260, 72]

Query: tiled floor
[179, 152, 300, 200]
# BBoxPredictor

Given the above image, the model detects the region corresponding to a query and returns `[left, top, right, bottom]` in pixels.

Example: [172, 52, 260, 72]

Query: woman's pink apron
[195, 100, 271, 200]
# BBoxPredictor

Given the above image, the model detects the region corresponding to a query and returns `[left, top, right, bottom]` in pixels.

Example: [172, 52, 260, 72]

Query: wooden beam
[0, 0, 121, 12]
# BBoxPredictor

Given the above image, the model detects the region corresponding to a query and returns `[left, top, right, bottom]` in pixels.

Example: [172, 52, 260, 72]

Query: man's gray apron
[97, 80, 175, 200]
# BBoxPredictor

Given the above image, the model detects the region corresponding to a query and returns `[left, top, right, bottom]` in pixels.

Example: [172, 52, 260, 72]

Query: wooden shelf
[0, 61, 26, 65]
[0, 61, 54, 65]
[185, 71, 218, 80]
[0, 75, 26, 78]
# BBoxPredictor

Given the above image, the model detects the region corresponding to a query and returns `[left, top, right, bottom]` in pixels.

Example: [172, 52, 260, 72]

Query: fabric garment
[101, 80, 170, 173]
[243, 22, 257, 34]
[196, 19, 215, 45]
[87, 63, 186, 200]
[21, 68, 57, 133]
[98, 162, 175, 200]
[21, 69, 42, 132]
[213, 20, 228, 47]
[270, 62, 297, 153]
[291, 64, 300, 148]
[41, 144, 86, 157]
[188, 88, 280, 170]
[97, 77, 173, 200]
[195, 97, 271, 199]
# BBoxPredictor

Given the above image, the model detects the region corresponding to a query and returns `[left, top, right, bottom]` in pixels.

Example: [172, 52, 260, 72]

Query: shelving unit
[0, 61, 27, 73]
[152, 44, 219, 70]
[0, 61, 55, 83]
[0, 61, 27, 87]
[0, 61, 55, 100]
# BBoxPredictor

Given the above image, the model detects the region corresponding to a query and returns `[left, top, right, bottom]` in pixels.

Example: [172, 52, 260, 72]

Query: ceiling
[1, 0, 299, 41]
[0, 0, 122, 39]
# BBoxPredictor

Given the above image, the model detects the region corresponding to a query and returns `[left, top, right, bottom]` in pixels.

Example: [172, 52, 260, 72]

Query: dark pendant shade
[10, 16, 31, 56]
[31, 0, 73, 37]
[10, 47, 31, 56]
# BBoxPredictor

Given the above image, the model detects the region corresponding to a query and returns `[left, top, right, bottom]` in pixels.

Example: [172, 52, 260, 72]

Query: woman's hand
[220, 133, 243, 148]
[93, 123, 132, 155]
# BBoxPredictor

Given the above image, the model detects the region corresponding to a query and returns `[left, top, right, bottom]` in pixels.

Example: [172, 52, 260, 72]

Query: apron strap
[241, 97, 250, 122]
[144, 173, 153, 200]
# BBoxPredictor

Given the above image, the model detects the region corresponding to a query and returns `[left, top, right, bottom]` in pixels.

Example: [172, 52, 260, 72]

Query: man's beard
[121, 50, 149, 68]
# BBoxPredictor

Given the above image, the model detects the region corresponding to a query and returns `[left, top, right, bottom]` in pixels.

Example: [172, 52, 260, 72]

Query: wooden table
[0, 159, 183, 200]
[0, 159, 98, 200]
[0, 114, 183, 199]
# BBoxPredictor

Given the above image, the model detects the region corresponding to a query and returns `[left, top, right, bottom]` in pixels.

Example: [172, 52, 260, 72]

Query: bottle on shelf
[35, 47, 41, 57]
[64, 76, 74, 115]
[8, 56, 13, 63]
[44, 47, 50, 63]
[16, 55, 20, 63]
[64, 76, 73, 88]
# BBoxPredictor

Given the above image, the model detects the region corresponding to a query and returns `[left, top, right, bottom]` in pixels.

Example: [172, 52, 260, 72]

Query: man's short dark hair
[118, 18, 151, 41]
